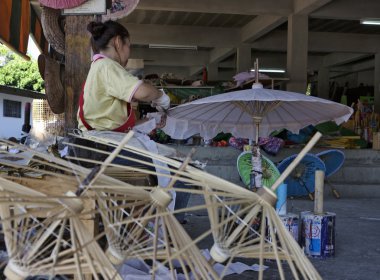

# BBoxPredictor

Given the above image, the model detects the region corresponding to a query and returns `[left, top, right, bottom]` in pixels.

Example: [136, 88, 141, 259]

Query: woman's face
[115, 36, 131, 67]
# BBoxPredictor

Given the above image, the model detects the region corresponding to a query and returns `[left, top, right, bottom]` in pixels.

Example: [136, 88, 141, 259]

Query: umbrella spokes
[292, 165, 307, 179]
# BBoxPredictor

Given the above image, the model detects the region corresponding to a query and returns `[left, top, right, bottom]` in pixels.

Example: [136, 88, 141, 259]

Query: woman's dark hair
[87, 20, 130, 53]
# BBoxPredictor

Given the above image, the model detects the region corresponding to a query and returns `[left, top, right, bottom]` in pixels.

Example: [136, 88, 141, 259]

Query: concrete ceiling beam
[136, 0, 293, 16]
[309, 32, 380, 53]
[323, 53, 373, 67]
[125, 23, 239, 48]
[130, 48, 209, 66]
[252, 31, 380, 53]
[192, 0, 332, 65]
[311, 0, 380, 20]
[330, 60, 374, 73]
[293, 0, 333, 15]
[241, 15, 287, 43]
[209, 48, 235, 64]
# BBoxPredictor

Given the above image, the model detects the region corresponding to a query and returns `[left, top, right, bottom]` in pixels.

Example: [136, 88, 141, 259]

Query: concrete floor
[183, 196, 380, 280]
[174, 145, 380, 279]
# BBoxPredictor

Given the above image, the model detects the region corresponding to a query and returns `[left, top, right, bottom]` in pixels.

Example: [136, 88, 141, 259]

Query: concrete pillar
[318, 67, 330, 99]
[375, 53, 380, 113]
[208, 62, 218, 81]
[286, 15, 308, 93]
[236, 45, 252, 73]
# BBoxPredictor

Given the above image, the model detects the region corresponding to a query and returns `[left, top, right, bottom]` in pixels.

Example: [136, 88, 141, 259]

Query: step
[172, 145, 380, 197]
[328, 167, 380, 184]
[204, 165, 243, 186]
[324, 183, 380, 198]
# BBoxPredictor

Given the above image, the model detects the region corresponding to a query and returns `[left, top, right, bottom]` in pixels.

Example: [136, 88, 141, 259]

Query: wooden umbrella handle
[270, 132, 322, 192]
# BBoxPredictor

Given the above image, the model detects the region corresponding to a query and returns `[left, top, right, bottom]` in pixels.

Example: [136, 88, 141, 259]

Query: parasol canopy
[237, 151, 280, 189]
[316, 149, 345, 178]
[102, 0, 140, 21]
[39, 0, 88, 9]
[277, 153, 326, 197]
[162, 83, 354, 141]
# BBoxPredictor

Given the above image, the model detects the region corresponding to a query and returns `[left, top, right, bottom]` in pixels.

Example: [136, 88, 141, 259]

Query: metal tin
[279, 213, 299, 242]
[301, 211, 336, 258]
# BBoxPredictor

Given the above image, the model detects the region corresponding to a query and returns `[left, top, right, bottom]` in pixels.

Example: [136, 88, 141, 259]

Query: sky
[0, 35, 41, 60]
[27, 35, 41, 60]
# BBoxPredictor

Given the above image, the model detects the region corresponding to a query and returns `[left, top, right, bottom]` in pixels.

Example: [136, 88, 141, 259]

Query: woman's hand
[156, 114, 167, 129]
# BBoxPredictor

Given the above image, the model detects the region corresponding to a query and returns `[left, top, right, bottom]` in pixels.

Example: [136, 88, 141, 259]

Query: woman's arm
[133, 82, 170, 112]
[132, 82, 163, 102]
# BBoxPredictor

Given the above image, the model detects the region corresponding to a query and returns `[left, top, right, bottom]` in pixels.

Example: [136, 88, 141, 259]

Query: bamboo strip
[267, 210, 285, 280]
[258, 207, 266, 280]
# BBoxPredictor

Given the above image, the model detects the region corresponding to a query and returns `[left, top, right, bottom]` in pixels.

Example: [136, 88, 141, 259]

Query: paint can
[279, 213, 299, 243]
[300, 211, 336, 258]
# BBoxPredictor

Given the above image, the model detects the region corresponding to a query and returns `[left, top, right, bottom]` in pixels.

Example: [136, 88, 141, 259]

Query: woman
[78, 20, 169, 132]
[77, 20, 189, 223]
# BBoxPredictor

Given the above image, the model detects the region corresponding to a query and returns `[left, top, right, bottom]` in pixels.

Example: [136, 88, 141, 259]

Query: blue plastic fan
[316, 149, 345, 178]
[277, 153, 326, 197]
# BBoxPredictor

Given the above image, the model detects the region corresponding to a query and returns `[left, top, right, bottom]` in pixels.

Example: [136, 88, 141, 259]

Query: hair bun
[87, 21, 106, 39]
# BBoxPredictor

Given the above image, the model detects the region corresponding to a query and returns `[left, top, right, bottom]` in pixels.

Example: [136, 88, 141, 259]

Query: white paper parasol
[162, 83, 353, 142]
[161, 66, 353, 191]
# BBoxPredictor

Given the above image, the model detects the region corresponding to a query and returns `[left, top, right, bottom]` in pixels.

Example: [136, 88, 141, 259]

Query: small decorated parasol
[317, 149, 345, 198]
[102, 0, 140, 21]
[316, 149, 345, 178]
[277, 153, 326, 199]
[237, 151, 280, 190]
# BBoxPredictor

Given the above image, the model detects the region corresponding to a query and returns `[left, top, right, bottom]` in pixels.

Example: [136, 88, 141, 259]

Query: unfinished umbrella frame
[0, 131, 323, 279]
[65, 131, 323, 279]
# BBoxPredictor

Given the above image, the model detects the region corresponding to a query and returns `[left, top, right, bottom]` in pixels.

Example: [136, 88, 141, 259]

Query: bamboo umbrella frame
[0, 176, 122, 279]
[0, 136, 220, 279]
[0, 130, 322, 279]
[64, 130, 323, 280]
[67, 133, 221, 280]
[0, 138, 135, 279]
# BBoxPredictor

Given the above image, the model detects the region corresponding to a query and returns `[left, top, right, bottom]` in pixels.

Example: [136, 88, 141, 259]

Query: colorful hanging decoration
[38, 0, 88, 9]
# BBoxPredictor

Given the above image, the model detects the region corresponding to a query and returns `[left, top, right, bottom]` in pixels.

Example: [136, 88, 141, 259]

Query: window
[3, 99, 22, 118]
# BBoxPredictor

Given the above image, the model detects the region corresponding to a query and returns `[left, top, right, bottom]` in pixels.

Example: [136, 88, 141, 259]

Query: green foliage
[0, 44, 44, 92]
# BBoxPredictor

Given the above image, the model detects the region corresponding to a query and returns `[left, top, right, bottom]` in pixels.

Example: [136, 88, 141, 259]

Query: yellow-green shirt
[77, 57, 142, 131]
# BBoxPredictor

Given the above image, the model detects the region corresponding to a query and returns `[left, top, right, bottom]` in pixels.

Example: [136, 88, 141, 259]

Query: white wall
[0, 93, 34, 139]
